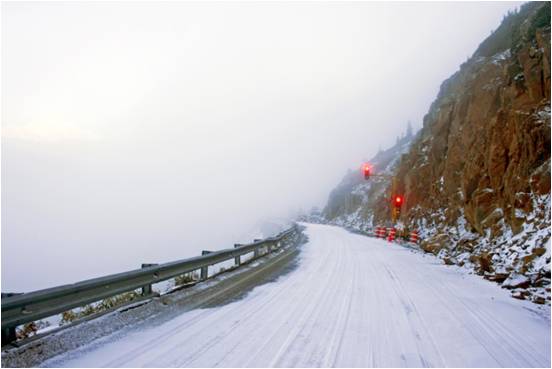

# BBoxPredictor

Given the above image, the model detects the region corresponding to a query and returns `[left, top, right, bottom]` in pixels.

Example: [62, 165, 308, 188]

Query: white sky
[2, 1, 522, 291]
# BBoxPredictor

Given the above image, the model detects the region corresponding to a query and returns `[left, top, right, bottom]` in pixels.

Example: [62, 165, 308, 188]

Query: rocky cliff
[323, 2, 551, 304]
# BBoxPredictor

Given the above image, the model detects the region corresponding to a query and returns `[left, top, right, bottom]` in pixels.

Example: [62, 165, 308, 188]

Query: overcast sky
[2, 1, 522, 291]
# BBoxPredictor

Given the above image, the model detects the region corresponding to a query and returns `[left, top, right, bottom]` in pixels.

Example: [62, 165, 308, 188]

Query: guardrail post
[200, 251, 212, 280]
[2, 326, 16, 345]
[233, 244, 242, 266]
[1, 293, 21, 344]
[254, 239, 267, 255]
[141, 264, 158, 296]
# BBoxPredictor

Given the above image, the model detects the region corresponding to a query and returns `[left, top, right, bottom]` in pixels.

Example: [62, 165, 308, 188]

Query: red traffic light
[362, 163, 372, 179]
[394, 195, 403, 207]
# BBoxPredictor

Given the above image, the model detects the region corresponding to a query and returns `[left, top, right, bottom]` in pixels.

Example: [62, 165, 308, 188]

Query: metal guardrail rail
[1, 224, 300, 344]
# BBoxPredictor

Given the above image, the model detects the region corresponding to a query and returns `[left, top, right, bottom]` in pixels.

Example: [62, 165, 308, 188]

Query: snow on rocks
[502, 273, 531, 289]
[321, 190, 550, 305]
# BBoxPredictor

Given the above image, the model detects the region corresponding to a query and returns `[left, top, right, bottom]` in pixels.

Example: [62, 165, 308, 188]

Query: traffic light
[394, 195, 403, 208]
[362, 163, 371, 180]
[392, 195, 403, 221]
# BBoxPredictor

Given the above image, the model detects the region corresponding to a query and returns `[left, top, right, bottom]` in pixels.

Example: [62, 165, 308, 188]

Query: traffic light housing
[392, 195, 404, 221]
[394, 195, 403, 208]
[362, 163, 371, 180]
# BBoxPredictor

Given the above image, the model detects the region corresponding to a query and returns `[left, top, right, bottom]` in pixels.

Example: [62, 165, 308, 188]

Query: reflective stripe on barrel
[409, 230, 419, 244]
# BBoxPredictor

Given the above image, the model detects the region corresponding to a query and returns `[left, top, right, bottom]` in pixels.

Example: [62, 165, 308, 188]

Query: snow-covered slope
[43, 224, 550, 368]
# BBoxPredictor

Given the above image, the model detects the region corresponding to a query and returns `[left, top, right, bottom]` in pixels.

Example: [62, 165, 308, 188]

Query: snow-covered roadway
[46, 224, 550, 367]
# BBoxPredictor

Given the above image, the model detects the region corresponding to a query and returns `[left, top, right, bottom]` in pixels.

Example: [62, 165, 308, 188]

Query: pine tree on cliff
[406, 121, 413, 139]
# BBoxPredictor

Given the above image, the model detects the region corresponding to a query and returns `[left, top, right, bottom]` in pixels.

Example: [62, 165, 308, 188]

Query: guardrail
[1, 224, 301, 344]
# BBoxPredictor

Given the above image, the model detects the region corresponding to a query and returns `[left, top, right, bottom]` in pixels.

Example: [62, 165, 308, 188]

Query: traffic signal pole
[391, 176, 397, 222]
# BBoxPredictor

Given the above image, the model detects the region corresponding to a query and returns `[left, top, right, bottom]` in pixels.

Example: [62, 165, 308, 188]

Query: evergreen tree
[406, 120, 413, 138]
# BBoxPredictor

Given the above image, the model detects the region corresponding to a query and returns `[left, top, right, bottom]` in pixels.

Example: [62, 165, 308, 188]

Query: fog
[2, 1, 522, 292]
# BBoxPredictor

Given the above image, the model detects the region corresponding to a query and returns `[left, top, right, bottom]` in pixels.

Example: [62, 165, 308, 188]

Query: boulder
[502, 273, 531, 289]
[473, 252, 494, 274]
[420, 233, 451, 255]
[485, 271, 510, 283]
[533, 247, 547, 257]
[522, 253, 537, 266]
[511, 290, 526, 300]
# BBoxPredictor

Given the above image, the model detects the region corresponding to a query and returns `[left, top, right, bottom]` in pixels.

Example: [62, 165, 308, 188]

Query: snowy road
[46, 224, 550, 367]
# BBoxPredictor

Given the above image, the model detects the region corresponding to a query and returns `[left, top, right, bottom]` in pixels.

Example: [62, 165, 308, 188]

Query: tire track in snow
[221, 237, 341, 367]
[434, 275, 549, 367]
[416, 268, 510, 367]
[381, 263, 445, 367]
[97, 251, 303, 367]
[157, 244, 336, 367]
[321, 240, 356, 367]
[266, 235, 346, 367]
[191, 242, 339, 367]
[172, 228, 342, 367]
[275, 235, 353, 367]
[279, 240, 347, 366]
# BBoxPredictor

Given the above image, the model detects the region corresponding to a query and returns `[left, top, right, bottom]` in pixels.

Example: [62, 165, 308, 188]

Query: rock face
[394, 3, 550, 234]
[322, 2, 551, 303]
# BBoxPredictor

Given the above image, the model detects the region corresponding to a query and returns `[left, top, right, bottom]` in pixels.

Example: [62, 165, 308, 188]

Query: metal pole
[253, 246, 259, 258]
[1, 293, 21, 344]
[200, 251, 212, 280]
[1, 327, 16, 345]
[234, 244, 241, 266]
[140, 264, 158, 296]
[391, 176, 397, 222]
